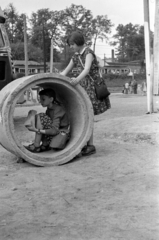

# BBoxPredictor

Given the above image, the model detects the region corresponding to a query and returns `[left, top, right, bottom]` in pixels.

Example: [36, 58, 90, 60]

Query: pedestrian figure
[142, 80, 147, 96]
[137, 84, 143, 95]
[129, 80, 133, 94]
[132, 79, 137, 94]
[122, 84, 125, 94]
[124, 82, 129, 94]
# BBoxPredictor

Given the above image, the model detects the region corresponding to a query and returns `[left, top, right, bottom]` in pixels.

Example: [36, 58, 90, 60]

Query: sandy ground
[0, 93, 159, 240]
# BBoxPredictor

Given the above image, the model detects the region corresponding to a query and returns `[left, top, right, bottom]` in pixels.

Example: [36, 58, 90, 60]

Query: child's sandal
[40, 145, 50, 152]
[25, 143, 41, 153]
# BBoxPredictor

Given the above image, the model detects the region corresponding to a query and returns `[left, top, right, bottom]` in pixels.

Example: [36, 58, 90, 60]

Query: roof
[96, 56, 109, 67]
[13, 60, 43, 66]
[107, 61, 141, 66]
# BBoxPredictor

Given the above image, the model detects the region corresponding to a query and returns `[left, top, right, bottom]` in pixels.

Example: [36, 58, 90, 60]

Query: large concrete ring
[0, 73, 94, 166]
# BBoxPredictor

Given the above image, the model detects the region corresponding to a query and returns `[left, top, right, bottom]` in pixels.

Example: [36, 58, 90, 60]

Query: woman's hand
[70, 78, 79, 86]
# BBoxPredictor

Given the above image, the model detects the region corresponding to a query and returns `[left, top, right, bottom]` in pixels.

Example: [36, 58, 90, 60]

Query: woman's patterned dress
[72, 47, 111, 115]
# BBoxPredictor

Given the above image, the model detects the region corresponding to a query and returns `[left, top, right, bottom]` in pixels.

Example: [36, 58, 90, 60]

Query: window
[0, 61, 5, 80]
[19, 68, 25, 73]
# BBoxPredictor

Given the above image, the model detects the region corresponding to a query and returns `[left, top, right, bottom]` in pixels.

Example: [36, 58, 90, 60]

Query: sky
[0, 0, 156, 58]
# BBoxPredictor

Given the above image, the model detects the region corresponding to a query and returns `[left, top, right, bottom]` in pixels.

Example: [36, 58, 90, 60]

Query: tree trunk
[93, 36, 97, 53]
[42, 24, 46, 73]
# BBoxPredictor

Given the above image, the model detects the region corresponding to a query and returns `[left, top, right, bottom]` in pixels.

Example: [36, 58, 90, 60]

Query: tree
[111, 23, 153, 62]
[30, 8, 65, 71]
[3, 3, 24, 43]
[62, 4, 93, 45]
[30, 9, 52, 64]
[59, 4, 94, 66]
[91, 15, 113, 53]
[11, 41, 43, 61]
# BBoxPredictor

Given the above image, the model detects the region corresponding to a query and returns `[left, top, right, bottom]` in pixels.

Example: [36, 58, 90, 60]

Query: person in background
[131, 79, 137, 94]
[129, 80, 133, 94]
[133, 79, 138, 94]
[142, 80, 147, 96]
[124, 82, 129, 94]
[60, 30, 111, 156]
[122, 84, 125, 94]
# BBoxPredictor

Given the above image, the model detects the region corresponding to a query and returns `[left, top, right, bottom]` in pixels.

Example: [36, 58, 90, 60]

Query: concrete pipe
[0, 73, 94, 166]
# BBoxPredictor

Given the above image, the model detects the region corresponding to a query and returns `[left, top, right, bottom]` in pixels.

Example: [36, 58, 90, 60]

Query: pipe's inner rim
[10, 80, 92, 161]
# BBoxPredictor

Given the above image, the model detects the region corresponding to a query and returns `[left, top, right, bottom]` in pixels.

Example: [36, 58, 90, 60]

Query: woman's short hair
[67, 31, 85, 46]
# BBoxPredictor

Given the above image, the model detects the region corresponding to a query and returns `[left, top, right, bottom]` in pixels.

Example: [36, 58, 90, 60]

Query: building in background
[12, 60, 48, 74]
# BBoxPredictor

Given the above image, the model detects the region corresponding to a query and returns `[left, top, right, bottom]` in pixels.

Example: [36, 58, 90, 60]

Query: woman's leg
[82, 126, 96, 156]
[87, 130, 94, 145]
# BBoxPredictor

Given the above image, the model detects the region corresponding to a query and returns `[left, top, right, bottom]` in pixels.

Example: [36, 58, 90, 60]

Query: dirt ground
[0, 93, 159, 240]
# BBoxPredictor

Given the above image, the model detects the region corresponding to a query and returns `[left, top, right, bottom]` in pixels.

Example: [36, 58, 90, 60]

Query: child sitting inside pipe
[24, 88, 70, 153]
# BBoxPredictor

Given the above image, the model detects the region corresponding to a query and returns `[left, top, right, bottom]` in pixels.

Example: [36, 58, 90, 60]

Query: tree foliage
[112, 23, 153, 62]
[3, 3, 24, 43]
[29, 8, 65, 62]
[62, 4, 93, 45]
[4, 3, 154, 65]
[91, 15, 113, 53]
[10, 42, 43, 61]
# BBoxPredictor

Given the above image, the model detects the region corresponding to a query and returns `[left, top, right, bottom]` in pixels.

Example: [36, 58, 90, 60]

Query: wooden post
[150, 54, 154, 112]
[143, 0, 152, 113]
[153, 0, 159, 95]
[104, 54, 106, 66]
[17, 14, 27, 104]
[50, 38, 53, 73]
[23, 14, 30, 102]
[23, 14, 28, 76]
[42, 23, 46, 73]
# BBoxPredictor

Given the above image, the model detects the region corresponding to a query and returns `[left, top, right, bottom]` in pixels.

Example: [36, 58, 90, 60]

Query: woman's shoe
[81, 145, 87, 152]
[82, 145, 96, 156]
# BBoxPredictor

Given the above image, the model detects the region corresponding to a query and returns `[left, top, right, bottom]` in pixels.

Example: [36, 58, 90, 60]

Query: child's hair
[39, 88, 61, 105]
[67, 30, 85, 46]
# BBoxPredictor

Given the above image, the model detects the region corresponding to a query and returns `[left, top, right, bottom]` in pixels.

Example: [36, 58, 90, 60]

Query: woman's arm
[71, 53, 94, 85]
[60, 59, 74, 76]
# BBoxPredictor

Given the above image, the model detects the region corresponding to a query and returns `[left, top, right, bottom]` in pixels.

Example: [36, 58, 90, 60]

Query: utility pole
[153, 0, 159, 95]
[50, 38, 53, 73]
[143, 0, 153, 113]
[23, 14, 28, 76]
[17, 14, 28, 104]
[42, 23, 46, 73]
[23, 14, 36, 102]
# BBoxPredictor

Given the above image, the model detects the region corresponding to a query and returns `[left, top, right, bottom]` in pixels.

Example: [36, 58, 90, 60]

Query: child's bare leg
[24, 110, 37, 128]
[33, 114, 43, 147]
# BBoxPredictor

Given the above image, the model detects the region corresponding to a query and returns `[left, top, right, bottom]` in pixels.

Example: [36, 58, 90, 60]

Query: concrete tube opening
[0, 73, 93, 166]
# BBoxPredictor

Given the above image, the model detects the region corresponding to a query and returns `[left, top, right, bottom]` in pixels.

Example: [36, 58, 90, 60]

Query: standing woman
[60, 31, 111, 156]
